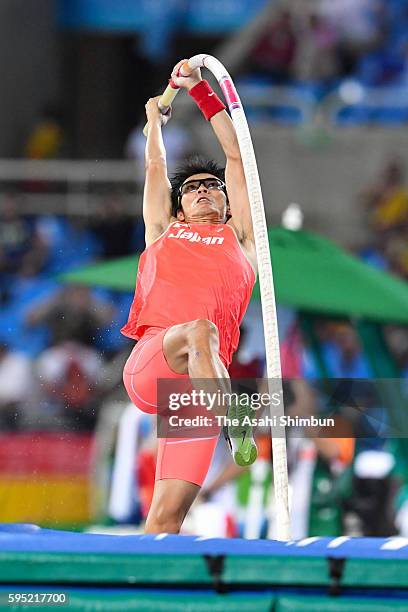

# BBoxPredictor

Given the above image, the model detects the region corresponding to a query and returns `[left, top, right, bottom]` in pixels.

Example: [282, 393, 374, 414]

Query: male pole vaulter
[122, 60, 258, 534]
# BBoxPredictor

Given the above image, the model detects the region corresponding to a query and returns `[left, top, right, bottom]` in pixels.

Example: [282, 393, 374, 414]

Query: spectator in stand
[320, 0, 386, 76]
[357, 158, 408, 283]
[293, 12, 340, 84]
[0, 195, 45, 276]
[246, 8, 298, 83]
[383, 233, 408, 281]
[384, 325, 408, 380]
[302, 320, 372, 379]
[25, 285, 114, 348]
[327, 322, 372, 378]
[0, 195, 48, 305]
[35, 340, 104, 430]
[360, 158, 408, 235]
[0, 341, 35, 430]
[90, 196, 145, 258]
[24, 103, 64, 160]
[359, 158, 408, 280]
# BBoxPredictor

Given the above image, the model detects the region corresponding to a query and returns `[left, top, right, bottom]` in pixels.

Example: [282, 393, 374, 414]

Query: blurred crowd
[245, 0, 408, 89]
[21, 2, 408, 163]
[0, 195, 144, 431]
[359, 156, 408, 281]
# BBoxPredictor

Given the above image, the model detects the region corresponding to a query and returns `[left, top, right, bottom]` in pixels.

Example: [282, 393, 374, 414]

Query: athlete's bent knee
[189, 319, 219, 342]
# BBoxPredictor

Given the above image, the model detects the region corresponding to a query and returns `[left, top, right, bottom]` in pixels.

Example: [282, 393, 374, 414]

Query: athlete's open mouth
[197, 196, 210, 203]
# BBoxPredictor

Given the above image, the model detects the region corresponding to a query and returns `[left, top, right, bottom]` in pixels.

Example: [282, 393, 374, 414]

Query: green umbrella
[61, 255, 140, 292]
[60, 227, 408, 325]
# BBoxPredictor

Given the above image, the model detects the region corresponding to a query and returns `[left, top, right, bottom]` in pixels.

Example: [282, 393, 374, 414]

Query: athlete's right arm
[143, 97, 172, 247]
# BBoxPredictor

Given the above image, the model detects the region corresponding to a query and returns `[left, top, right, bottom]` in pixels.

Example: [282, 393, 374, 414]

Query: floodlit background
[0, 0, 408, 538]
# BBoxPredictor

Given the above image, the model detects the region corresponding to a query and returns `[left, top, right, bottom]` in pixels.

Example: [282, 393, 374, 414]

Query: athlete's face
[177, 173, 229, 223]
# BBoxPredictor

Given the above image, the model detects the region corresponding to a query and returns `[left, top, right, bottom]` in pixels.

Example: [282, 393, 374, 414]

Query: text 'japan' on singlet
[121, 222, 256, 366]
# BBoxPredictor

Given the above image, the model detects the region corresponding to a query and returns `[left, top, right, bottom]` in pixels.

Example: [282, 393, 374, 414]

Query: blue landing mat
[0, 524, 407, 560]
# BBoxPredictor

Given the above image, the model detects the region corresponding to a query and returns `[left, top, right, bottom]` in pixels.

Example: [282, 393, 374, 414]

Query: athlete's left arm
[210, 111, 254, 245]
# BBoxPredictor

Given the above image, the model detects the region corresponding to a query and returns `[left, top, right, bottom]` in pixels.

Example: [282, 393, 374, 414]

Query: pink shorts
[123, 327, 219, 486]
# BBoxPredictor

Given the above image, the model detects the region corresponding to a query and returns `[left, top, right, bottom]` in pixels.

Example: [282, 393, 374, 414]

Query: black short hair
[170, 155, 228, 217]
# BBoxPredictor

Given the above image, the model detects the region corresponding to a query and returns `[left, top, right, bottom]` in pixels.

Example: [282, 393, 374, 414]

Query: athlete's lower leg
[144, 478, 200, 534]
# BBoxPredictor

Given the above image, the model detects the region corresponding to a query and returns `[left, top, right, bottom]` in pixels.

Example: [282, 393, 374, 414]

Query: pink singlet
[122, 221, 255, 486]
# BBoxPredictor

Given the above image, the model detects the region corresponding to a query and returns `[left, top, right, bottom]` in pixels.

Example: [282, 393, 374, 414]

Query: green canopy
[60, 227, 408, 325]
[61, 256, 140, 292]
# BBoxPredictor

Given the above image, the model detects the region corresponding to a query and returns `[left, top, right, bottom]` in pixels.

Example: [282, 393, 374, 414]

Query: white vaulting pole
[145, 55, 290, 541]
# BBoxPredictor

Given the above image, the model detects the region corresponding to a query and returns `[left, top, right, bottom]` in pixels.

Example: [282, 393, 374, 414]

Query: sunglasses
[178, 177, 226, 196]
